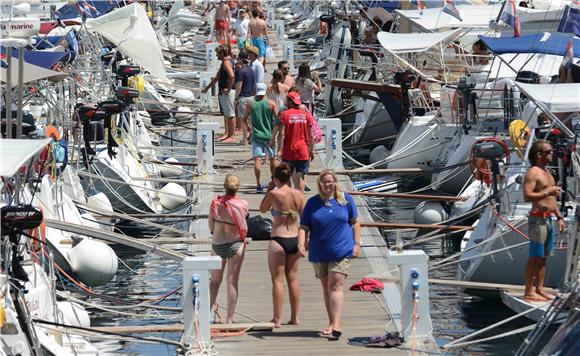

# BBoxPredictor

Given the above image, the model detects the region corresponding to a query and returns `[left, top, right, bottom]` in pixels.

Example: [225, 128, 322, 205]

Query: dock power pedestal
[387, 250, 433, 342]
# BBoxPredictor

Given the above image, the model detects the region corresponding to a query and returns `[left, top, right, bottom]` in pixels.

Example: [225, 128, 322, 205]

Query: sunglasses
[539, 149, 553, 154]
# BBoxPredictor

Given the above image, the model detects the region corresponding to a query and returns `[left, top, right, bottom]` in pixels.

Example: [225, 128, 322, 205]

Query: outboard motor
[456, 76, 477, 132]
[1, 205, 44, 285]
[116, 64, 141, 87]
[393, 70, 417, 120]
[97, 99, 124, 159]
[472, 139, 510, 211]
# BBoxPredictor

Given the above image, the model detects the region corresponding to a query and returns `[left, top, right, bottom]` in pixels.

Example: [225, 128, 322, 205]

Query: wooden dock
[186, 122, 439, 355]
[176, 32, 441, 354]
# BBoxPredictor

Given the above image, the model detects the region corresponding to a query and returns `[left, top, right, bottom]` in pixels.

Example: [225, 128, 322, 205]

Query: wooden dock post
[386, 250, 433, 342]
[196, 122, 220, 175]
[182, 256, 222, 352]
[318, 118, 343, 169]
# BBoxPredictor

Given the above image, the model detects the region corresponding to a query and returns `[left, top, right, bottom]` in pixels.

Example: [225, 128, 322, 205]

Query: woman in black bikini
[259, 163, 304, 328]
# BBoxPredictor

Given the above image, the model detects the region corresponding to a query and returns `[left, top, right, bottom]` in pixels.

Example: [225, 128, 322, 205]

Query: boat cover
[377, 29, 462, 53]
[479, 32, 580, 57]
[515, 83, 580, 113]
[0, 51, 68, 85]
[395, 5, 501, 31]
[0, 139, 50, 177]
[56, 0, 120, 20]
[85, 3, 169, 82]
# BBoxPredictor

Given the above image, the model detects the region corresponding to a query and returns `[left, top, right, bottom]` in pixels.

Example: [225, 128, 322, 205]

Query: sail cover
[85, 3, 168, 82]
[515, 83, 580, 113]
[377, 29, 462, 53]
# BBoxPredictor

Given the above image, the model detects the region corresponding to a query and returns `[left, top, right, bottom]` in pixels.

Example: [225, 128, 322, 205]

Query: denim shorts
[252, 141, 274, 158]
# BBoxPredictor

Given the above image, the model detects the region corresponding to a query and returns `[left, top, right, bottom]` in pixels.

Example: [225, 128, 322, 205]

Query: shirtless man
[214, 0, 230, 44]
[278, 61, 295, 87]
[522, 140, 565, 301]
[248, 9, 268, 65]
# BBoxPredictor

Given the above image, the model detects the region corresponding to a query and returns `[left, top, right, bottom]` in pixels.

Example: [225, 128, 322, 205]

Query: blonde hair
[224, 174, 240, 196]
[317, 169, 347, 206]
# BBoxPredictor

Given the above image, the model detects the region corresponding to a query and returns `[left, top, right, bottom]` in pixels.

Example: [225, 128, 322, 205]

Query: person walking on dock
[295, 63, 322, 114]
[523, 140, 565, 301]
[259, 163, 305, 328]
[273, 92, 314, 192]
[298, 169, 361, 340]
[234, 51, 256, 144]
[248, 8, 268, 65]
[213, 0, 231, 44]
[278, 60, 295, 87]
[243, 82, 277, 192]
[209, 174, 249, 324]
[203, 45, 236, 141]
[247, 45, 265, 85]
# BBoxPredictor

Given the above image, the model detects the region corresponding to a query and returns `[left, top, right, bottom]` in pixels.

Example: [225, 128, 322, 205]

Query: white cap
[256, 83, 267, 96]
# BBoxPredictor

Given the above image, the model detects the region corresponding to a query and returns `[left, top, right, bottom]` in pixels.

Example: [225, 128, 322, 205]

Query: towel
[210, 195, 249, 241]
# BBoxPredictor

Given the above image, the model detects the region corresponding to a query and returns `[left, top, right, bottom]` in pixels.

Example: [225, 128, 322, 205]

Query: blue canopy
[0, 48, 69, 69]
[479, 32, 580, 57]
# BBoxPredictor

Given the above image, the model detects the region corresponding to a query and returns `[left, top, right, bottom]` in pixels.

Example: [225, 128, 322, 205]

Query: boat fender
[57, 301, 90, 328]
[369, 145, 391, 168]
[174, 89, 195, 103]
[159, 183, 187, 210]
[69, 239, 118, 287]
[87, 192, 114, 221]
[175, 106, 192, 122]
[413, 201, 449, 225]
[160, 157, 183, 177]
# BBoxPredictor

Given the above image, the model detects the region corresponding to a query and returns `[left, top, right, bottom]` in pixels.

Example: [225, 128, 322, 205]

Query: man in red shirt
[272, 92, 314, 192]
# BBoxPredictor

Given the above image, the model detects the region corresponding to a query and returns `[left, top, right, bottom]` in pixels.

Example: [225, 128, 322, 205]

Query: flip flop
[328, 330, 342, 341]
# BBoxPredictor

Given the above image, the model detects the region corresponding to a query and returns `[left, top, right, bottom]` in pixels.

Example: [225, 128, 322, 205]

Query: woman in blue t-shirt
[298, 169, 361, 340]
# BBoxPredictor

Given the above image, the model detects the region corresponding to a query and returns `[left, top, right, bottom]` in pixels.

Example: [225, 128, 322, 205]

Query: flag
[442, 0, 463, 22]
[558, 1, 580, 37]
[562, 36, 574, 69]
[500, 0, 521, 37]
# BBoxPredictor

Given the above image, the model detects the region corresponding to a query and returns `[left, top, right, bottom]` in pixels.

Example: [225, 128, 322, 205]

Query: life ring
[508, 119, 530, 158]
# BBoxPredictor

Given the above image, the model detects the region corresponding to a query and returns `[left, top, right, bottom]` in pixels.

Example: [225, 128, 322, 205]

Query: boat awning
[515, 83, 580, 113]
[0, 139, 50, 176]
[480, 53, 571, 81]
[377, 29, 462, 53]
[85, 3, 169, 82]
[395, 5, 501, 32]
[479, 32, 580, 57]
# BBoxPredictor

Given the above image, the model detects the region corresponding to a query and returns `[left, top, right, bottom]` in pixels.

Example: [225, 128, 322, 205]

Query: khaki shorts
[312, 258, 350, 279]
